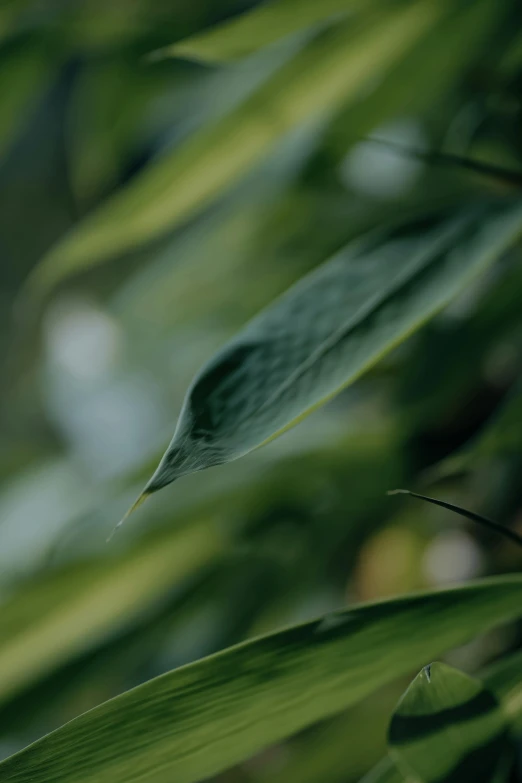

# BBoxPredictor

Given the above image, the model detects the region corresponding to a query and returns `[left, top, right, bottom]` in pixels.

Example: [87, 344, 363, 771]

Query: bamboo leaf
[122, 199, 522, 519]
[1, 575, 521, 783]
[24, 1, 439, 300]
[389, 663, 510, 783]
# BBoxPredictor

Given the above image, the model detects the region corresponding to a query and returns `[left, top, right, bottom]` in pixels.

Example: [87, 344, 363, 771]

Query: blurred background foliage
[0, 0, 522, 779]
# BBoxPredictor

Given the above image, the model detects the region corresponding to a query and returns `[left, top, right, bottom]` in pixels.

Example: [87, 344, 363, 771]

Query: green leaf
[389, 663, 510, 783]
[120, 199, 522, 519]
[24, 0, 439, 300]
[0, 518, 224, 705]
[156, 0, 371, 63]
[1, 575, 521, 783]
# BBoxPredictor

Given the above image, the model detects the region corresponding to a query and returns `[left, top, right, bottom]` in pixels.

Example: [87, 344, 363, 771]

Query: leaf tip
[107, 490, 151, 542]
[387, 488, 411, 496]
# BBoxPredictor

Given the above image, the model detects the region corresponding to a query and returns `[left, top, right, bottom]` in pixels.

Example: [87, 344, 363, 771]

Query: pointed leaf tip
[387, 488, 409, 496]
[107, 491, 151, 542]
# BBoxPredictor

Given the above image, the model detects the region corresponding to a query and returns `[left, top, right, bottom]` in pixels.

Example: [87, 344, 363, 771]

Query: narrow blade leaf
[127, 200, 522, 516]
[1, 575, 521, 783]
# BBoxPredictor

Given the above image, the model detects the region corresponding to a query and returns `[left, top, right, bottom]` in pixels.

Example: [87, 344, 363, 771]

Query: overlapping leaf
[0, 575, 521, 783]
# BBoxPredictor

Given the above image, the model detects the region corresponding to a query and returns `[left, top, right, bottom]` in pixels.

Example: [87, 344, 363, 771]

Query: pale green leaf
[25, 0, 439, 299]
[389, 663, 509, 783]
[157, 0, 371, 63]
[0, 518, 224, 705]
[0, 575, 521, 783]
[122, 199, 522, 519]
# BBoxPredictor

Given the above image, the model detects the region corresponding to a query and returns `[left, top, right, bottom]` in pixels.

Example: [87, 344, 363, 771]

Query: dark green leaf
[121, 200, 522, 520]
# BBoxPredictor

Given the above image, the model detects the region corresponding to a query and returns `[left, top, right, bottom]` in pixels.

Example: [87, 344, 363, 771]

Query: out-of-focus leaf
[124, 199, 522, 517]
[361, 649, 522, 783]
[0, 41, 54, 158]
[158, 0, 371, 63]
[67, 58, 177, 204]
[326, 0, 504, 158]
[1, 575, 521, 783]
[25, 1, 439, 299]
[113, 118, 323, 332]
[116, 0, 504, 352]
[0, 518, 224, 704]
[389, 663, 509, 783]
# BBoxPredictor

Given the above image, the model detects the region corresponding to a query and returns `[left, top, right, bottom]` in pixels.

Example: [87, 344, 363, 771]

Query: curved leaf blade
[389, 663, 509, 783]
[1, 575, 521, 783]
[130, 200, 522, 513]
